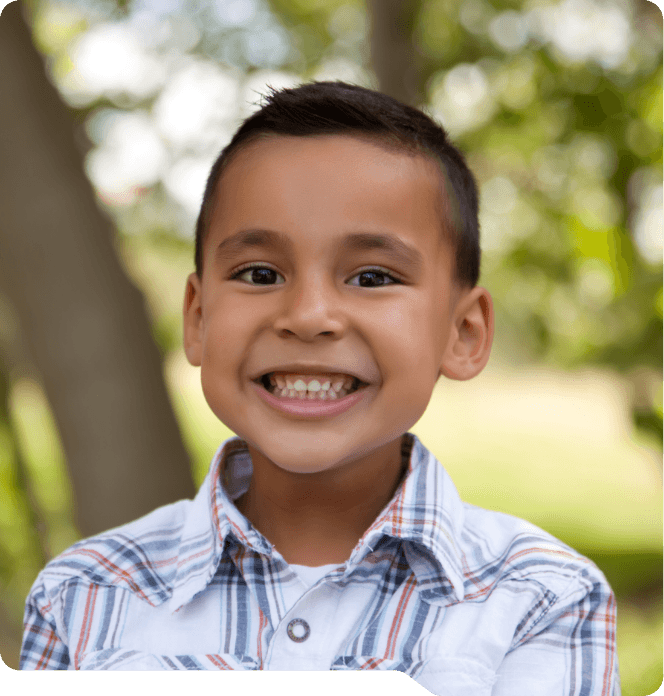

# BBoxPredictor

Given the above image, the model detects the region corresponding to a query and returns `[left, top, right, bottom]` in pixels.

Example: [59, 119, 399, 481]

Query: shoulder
[31, 499, 193, 609]
[459, 503, 611, 599]
[454, 505, 618, 670]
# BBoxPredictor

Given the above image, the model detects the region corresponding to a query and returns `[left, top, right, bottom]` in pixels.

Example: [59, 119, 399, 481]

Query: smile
[252, 372, 370, 418]
[258, 372, 363, 400]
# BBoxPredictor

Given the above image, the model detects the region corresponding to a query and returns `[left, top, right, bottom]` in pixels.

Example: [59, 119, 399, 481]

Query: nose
[273, 274, 346, 341]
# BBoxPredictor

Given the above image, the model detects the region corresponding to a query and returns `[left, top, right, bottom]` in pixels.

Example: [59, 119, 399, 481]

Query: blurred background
[0, 0, 661, 690]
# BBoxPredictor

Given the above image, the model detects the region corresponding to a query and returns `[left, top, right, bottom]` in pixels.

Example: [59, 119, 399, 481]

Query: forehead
[218, 133, 447, 203]
[206, 134, 453, 266]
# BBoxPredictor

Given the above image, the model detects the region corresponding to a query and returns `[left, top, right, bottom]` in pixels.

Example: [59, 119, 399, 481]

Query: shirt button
[287, 618, 310, 643]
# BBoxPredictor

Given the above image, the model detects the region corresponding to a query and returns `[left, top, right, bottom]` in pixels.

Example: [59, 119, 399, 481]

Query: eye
[230, 264, 401, 288]
[230, 264, 282, 285]
[353, 268, 401, 288]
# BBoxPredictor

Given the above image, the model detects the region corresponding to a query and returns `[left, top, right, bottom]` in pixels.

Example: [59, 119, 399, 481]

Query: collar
[350, 433, 466, 604]
[168, 433, 466, 612]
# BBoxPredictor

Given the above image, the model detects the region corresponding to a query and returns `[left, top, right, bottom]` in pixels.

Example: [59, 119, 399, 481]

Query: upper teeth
[269, 373, 355, 392]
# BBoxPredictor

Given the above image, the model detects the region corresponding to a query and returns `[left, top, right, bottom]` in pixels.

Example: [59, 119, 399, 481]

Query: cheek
[198, 301, 250, 391]
[201, 296, 253, 354]
[375, 300, 442, 373]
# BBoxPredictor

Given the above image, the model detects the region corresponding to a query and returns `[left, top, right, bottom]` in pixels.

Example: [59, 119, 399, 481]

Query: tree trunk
[366, 0, 424, 107]
[0, 2, 195, 537]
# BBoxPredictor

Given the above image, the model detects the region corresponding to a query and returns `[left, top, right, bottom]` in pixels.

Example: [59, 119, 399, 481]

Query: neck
[235, 436, 407, 566]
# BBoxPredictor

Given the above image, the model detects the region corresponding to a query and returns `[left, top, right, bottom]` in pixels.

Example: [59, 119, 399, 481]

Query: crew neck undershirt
[290, 563, 341, 589]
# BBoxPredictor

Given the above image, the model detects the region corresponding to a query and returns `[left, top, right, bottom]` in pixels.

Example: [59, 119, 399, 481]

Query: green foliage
[2, 1, 660, 687]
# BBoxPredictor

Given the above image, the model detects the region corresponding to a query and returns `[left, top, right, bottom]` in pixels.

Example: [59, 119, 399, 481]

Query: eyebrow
[214, 228, 423, 274]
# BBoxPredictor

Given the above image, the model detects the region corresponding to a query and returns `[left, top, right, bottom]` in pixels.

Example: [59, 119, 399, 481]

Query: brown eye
[348, 268, 400, 287]
[233, 266, 398, 287]
[232, 266, 285, 285]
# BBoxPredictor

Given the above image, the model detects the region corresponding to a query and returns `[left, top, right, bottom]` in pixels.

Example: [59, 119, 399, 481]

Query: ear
[183, 272, 204, 367]
[439, 286, 494, 381]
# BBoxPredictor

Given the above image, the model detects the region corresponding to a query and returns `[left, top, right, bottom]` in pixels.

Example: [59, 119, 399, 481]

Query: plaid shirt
[21, 433, 620, 694]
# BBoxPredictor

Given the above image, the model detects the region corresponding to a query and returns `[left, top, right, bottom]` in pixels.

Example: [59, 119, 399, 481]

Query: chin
[251, 434, 361, 475]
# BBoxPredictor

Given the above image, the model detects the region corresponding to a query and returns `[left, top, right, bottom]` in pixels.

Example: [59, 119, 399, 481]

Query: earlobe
[439, 287, 494, 381]
[183, 272, 204, 367]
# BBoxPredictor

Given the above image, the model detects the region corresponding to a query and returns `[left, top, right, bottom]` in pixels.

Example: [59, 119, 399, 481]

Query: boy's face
[184, 135, 492, 475]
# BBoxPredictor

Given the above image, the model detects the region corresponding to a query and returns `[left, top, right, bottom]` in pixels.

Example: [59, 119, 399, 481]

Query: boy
[20, 81, 619, 692]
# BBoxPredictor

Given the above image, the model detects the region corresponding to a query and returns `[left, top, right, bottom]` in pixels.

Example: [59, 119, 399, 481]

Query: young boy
[20, 81, 619, 693]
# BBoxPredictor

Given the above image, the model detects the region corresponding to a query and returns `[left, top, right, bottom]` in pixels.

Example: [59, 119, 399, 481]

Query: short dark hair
[194, 81, 480, 286]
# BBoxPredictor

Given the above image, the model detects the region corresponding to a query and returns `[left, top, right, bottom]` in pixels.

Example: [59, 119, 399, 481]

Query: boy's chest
[62, 558, 561, 690]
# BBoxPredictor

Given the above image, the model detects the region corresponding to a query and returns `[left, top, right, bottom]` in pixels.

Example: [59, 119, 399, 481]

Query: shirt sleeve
[492, 570, 620, 696]
[20, 581, 71, 670]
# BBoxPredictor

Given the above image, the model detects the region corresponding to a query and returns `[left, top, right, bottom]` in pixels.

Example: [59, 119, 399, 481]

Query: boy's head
[194, 81, 480, 288]
[184, 81, 493, 476]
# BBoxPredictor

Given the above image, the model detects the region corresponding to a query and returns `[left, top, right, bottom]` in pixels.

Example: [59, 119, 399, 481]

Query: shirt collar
[169, 438, 271, 612]
[350, 433, 466, 603]
[169, 433, 466, 612]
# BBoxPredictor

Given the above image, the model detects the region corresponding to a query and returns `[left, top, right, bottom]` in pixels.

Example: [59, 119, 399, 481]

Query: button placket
[264, 581, 345, 669]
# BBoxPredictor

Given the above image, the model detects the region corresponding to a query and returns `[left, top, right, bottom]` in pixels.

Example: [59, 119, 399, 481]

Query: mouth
[254, 371, 368, 401]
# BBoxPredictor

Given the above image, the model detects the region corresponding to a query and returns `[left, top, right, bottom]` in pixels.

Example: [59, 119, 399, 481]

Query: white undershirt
[290, 563, 341, 589]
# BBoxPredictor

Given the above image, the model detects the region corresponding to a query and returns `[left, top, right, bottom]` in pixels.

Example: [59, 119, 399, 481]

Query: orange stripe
[385, 574, 417, 659]
[601, 593, 617, 694]
[364, 656, 386, 670]
[74, 584, 98, 667]
[146, 554, 179, 569]
[210, 458, 225, 539]
[35, 630, 56, 670]
[62, 549, 151, 602]
[256, 609, 267, 668]
[206, 654, 233, 670]
[463, 546, 578, 598]
[175, 544, 213, 569]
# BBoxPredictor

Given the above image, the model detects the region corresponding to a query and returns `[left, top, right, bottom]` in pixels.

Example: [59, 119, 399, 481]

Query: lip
[251, 379, 371, 419]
